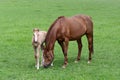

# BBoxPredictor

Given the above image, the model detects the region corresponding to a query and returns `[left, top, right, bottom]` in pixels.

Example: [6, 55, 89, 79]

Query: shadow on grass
[27, 55, 93, 71]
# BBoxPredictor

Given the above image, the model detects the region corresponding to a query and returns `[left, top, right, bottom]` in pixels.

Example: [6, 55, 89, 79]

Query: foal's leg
[75, 39, 82, 63]
[36, 45, 40, 69]
[33, 47, 37, 67]
[41, 49, 44, 67]
[40, 44, 44, 66]
[86, 33, 94, 63]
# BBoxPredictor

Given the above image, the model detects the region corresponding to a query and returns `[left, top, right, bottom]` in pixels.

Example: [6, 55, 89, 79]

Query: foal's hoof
[35, 65, 39, 70]
[37, 67, 39, 70]
[62, 65, 66, 68]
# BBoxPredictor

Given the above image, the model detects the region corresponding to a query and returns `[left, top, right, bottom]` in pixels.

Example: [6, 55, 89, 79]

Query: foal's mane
[45, 16, 64, 43]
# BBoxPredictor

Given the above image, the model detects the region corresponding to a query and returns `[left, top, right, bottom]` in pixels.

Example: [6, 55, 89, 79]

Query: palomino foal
[32, 28, 47, 70]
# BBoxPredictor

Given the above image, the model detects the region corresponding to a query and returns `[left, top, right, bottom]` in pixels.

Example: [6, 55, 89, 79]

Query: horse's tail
[92, 43, 94, 54]
[88, 16, 92, 20]
[92, 32, 94, 54]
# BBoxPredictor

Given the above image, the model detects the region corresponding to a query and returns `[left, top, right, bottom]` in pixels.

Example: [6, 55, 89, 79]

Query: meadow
[0, 0, 120, 80]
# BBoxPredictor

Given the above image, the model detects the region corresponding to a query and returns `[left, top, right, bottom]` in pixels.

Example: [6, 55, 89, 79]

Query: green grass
[0, 0, 120, 80]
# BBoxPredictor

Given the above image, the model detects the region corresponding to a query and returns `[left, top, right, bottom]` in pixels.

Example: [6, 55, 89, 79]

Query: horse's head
[32, 28, 40, 46]
[43, 48, 54, 68]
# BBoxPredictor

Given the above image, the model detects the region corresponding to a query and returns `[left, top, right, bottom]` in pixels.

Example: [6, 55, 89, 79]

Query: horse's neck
[46, 31, 56, 50]
[46, 18, 61, 50]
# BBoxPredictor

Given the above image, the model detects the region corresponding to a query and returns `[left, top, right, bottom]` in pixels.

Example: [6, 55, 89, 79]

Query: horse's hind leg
[86, 33, 94, 63]
[75, 38, 82, 63]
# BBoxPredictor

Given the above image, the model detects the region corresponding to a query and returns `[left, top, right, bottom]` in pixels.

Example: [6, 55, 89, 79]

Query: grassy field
[0, 0, 120, 80]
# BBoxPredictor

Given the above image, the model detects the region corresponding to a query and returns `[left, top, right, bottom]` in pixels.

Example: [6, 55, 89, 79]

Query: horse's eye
[46, 55, 48, 58]
[43, 55, 47, 58]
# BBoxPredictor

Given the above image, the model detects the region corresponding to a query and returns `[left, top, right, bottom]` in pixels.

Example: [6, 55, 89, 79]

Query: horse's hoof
[74, 60, 78, 63]
[62, 65, 66, 68]
[88, 61, 91, 64]
[37, 66, 39, 70]
[51, 63, 53, 66]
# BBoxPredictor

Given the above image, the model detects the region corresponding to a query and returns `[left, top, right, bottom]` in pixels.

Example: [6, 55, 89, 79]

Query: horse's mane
[45, 16, 64, 43]
[47, 16, 64, 35]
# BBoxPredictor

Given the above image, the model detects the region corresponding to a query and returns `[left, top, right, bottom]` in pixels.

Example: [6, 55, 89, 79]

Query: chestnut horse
[43, 14, 94, 68]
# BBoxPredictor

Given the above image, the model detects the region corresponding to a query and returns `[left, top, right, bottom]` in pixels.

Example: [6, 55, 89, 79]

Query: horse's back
[73, 14, 93, 28]
[56, 15, 93, 40]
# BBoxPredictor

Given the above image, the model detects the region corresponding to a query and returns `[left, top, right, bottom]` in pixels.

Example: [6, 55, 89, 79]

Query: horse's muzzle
[43, 63, 51, 68]
[43, 60, 53, 68]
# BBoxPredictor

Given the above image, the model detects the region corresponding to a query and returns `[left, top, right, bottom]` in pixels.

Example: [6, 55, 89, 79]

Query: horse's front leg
[58, 39, 69, 68]
[62, 38, 69, 68]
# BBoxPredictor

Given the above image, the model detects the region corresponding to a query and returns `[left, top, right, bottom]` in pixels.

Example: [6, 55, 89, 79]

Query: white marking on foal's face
[34, 32, 38, 42]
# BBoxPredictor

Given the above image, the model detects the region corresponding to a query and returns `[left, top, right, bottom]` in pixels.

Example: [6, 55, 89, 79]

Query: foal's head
[32, 28, 40, 45]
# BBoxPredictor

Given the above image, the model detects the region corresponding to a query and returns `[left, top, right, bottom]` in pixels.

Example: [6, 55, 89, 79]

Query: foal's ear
[33, 28, 39, 32]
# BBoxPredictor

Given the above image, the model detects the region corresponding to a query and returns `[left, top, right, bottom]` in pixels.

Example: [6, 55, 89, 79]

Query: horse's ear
[44, 44, 46, 49]
[41, 43, 46, 50]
